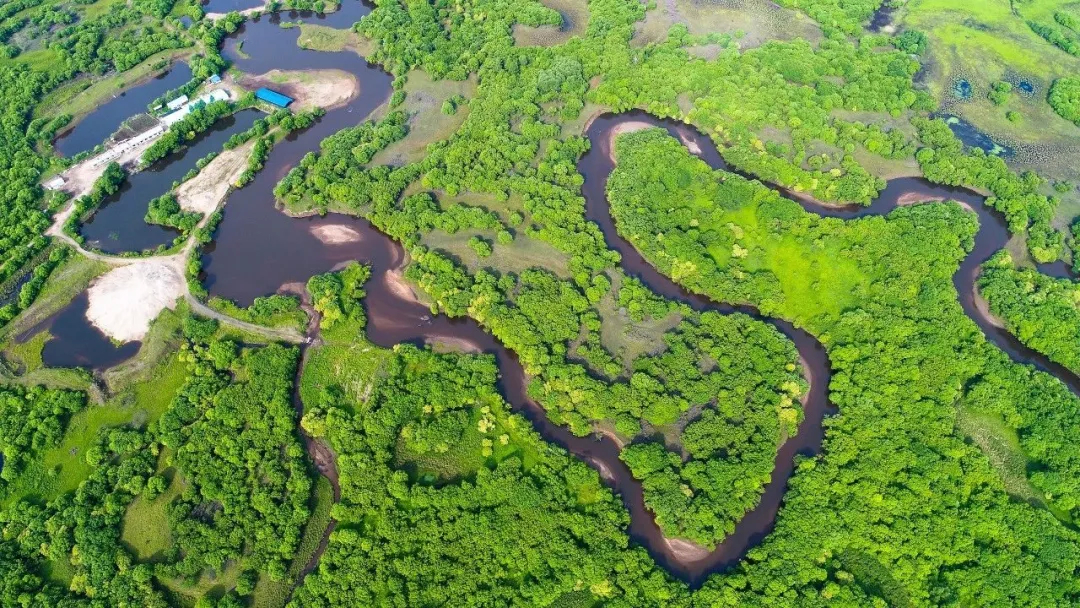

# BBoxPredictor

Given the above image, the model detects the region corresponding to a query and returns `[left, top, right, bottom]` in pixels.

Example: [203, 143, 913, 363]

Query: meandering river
[37, 5, 1080, 586]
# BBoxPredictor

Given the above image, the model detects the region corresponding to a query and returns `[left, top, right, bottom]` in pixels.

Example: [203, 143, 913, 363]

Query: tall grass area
[120, 460, 183, 561]
[954, 408, 1064, 518]
[903, 0, 1080, 145]
[294, 23, 366, 53]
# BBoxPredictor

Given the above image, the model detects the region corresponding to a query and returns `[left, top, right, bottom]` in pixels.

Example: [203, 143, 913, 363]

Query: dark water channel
[202, 3, 390, 302]
[577, 112, 1080, 581]
[80, 109, 263, 254]
[54, 63, 193, 158]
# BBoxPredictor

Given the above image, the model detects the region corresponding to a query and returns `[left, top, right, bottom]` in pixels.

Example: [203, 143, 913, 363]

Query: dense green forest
[3, 0, 1080, 604]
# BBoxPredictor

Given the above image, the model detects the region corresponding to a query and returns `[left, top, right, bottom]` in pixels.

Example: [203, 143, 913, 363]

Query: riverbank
[238, 68, 360, 112]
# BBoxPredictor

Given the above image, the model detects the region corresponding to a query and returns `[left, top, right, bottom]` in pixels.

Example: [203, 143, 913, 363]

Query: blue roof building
[255, 87, 294, 108]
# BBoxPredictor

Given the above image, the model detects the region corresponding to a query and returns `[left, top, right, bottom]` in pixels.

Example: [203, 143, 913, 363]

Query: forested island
[2, 0, 1080, 605]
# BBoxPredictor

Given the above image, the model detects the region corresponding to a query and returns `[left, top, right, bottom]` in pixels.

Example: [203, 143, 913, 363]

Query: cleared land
[176, 139, 257, 215]
[86, 258, 186, 342]
[633, 0, 822, 49]
[238, 68, 360, 111]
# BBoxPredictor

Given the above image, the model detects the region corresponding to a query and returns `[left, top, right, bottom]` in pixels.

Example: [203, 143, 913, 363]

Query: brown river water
[31, 6, 1080, 585]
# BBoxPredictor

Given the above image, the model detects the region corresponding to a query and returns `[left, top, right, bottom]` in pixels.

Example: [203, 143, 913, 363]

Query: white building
[165, 95, 189, 111]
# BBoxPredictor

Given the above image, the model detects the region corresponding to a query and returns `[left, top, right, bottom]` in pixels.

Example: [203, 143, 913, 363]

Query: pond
[20, 293, 141, 370]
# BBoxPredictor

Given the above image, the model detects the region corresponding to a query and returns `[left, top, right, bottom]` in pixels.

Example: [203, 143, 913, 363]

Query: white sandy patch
[664, 537, 712, 562]
[678, 131, 703, 155]
[594, 426, 627, 449]
[86, 260, 185, 342]
[384, 268, 420, 304]
[311, 224, 362, 245]
[587, 456, 616, 483]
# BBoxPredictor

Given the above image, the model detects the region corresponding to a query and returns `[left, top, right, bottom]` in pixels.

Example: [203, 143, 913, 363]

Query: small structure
[161, 89, 232, 125]
[255, 87, 294, 108]
[166, 95, 189, 111]
[43, 176, 65, 190]
[208, 74, 222, 84]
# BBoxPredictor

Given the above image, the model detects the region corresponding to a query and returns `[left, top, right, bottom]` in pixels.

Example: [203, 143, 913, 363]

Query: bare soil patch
[383, 268, 421, 305]
[86, 260, 185, 342]
[54, 134, 162, 203]
[973, 288, 1005, 330]
[175, 140, 256, 215]
[238, 69, 359, 112]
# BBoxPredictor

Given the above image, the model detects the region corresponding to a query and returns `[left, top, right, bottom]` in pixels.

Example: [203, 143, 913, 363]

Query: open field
[370, 71, 478, 166]
[513, 0, 589, 46]
[955, 408, 1046, 506]
[421, 229, 572, 278]
[633, 0, 822, 49]
[121, 461, 183, 561]
[295, 22, 375, 55]
[899, 0, 1080, 221]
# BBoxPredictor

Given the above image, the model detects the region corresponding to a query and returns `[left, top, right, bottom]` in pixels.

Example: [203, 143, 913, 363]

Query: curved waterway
[202, 3, 391, 302]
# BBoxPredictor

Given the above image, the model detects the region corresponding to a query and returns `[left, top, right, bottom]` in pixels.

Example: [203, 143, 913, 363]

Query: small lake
[220, 1, 374, 73]
[935, 113, 1015, 157]
[54, 63, 193, 158]
[79, 108, 264, 254]
[23, 293, 141, 370]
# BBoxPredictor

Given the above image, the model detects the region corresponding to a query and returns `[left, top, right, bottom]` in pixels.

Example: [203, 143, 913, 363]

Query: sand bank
[86, 260, 185, 342]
